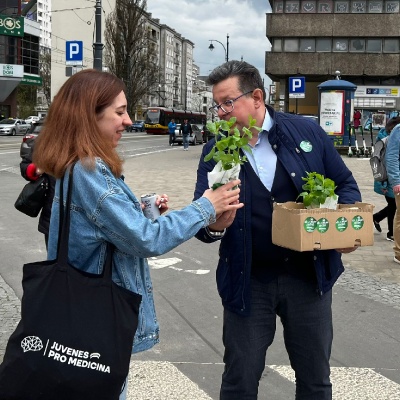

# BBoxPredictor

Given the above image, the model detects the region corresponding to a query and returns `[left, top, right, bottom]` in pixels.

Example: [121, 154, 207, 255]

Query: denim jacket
[47, 159, 216, 353]
[386, 123, 400, 188]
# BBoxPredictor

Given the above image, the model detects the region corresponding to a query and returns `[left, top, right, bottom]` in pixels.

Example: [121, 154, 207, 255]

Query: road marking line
[270, 365, 400, 399]
[148, 257, 210, 275]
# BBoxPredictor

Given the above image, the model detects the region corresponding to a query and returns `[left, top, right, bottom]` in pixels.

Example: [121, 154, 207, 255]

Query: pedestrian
[168, 118, 176, 146]
[372, 117, 400, 242]
[193, 60, 361, 400]
[384, 120, 400, 264]
[179, 118, 192, 150]
[33, 68, 243, 399]
[20, 136, 56, 249]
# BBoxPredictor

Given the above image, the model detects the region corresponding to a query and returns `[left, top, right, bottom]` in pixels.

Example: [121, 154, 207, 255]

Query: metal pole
[93, 0, 103, 71]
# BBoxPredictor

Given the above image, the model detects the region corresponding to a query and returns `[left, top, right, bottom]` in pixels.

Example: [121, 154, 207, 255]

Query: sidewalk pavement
[1, 145, 399, 399]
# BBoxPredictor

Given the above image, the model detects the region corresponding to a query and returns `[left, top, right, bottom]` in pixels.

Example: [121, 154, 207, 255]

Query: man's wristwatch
[205, 227, 226, 239]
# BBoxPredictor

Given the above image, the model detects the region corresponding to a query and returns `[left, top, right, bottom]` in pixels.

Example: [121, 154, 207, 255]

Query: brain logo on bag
[21, 336, 43, 352]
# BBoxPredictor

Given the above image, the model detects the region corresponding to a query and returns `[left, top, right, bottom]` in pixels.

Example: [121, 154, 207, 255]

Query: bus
[144, 107, 206, 134]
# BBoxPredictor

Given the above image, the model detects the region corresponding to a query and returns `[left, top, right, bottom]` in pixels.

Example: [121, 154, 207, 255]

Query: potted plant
[204, 116, 262, 189]
[297, 172, 338, 209]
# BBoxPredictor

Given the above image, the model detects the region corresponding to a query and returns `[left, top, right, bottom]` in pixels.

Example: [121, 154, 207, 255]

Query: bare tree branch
[104, 0, 159, 117]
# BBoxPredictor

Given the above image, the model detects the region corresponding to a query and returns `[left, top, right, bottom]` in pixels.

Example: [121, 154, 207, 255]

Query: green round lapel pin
[300, 140, 312, 152]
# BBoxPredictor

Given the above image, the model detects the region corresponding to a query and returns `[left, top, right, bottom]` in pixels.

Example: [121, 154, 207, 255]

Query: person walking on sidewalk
[168, 118, 176, 146]
[385, 120, 400, 264]
[372, 117, 400, 242]
[193, 60, 361, 400]
[33, 68, 244, 399]
[179, 118, 192, 150]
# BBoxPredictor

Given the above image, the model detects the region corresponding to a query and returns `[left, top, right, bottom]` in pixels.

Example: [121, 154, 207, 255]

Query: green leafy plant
[204, 116, 261, 171]
[297, 172, 338, 208]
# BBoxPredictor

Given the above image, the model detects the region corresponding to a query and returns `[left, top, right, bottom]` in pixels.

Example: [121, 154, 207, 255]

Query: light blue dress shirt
[242, 108, 277, 190]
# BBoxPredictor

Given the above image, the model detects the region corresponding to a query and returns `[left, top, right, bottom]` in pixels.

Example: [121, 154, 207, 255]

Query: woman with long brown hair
[33, 68, 243, 398]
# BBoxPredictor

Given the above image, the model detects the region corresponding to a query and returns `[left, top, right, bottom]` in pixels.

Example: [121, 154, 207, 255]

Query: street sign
[289, 76, 305, 98]
[66, 41, 83, 66]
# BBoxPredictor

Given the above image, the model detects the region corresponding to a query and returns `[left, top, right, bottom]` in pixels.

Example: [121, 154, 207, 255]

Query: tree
[104, 0, 159, 117]
[39, 47, 51, 108]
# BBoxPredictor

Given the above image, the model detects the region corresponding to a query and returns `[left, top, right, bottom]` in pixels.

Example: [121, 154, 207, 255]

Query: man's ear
[252, 88, 264, 108]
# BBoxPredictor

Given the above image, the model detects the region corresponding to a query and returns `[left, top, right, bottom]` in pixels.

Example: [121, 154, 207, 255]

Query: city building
[0, 0, 42, 118]
[265, 0, 400, 124]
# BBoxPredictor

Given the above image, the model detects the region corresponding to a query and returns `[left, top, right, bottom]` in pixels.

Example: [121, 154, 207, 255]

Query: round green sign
[316, 218, 329, 233]
[351, 215, 364, 230]
[304, 217, 317, 232]
[300, 140, 313, 152]
[336, 217, 348, 232]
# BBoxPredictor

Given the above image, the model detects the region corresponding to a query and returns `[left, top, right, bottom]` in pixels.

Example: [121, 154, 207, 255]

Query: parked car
[25, 116, 40, 125]
[20, 119, 45, 158]
[173, 123, 203, 145]
[128, 120, 145, 132]
[193, 123, 213, 143]
[0, 118, 30, 136]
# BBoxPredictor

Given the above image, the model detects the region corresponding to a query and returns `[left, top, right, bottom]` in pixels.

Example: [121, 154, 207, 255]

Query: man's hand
[208, 209, 237, 232]
[336, 246, 359, 254]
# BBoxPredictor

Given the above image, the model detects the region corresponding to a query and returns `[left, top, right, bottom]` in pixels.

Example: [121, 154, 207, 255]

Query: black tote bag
[0, 164, 142, 400]
[14, 174, 49, 217]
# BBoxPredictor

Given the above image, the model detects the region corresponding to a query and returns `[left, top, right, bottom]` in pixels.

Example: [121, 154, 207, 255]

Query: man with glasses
[193, 60, 361, 400]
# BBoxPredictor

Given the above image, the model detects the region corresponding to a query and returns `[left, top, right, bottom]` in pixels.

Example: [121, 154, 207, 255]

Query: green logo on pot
[304, 217, 317, 232]
[336, 217, 348, 232]
[351, 215, 364, 230]
[316, 218, 329, 233]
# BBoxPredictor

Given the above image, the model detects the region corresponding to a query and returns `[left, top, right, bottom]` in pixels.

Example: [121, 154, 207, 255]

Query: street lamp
[208, 34, 229, 62]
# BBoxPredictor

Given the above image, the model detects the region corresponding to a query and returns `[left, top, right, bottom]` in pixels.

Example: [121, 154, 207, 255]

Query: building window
[333, 39, 348, 51]
[369, 1, 383, 12]
[383, 38, 399, 52]
[285, 0, 300, 12]
[351, 1, 367, 12]
[283, 38, 299, 51]
[334, 1, 349, 12]
[366, 39, 382, 52]
[273, 38, 282, 52]
[350, 38, 365, 51]
[300, 38, 316, 51]
[316, 38, 332, 51]
[301, 1, 317, 12]
[275, 0, 284, 12]
[385, 0, 400, 12]
[319, 0, 334, 12]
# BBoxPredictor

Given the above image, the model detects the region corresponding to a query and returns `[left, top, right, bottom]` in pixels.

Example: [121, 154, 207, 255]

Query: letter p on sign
[289, 76, 305, 98]
[66, 41, 83, 65]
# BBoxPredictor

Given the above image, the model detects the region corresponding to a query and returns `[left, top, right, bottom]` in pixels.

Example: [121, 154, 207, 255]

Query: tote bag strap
[57, 163, 114, 280]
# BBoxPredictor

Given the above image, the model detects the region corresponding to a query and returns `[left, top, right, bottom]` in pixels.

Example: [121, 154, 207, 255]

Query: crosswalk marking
[126, 362, 400, 400]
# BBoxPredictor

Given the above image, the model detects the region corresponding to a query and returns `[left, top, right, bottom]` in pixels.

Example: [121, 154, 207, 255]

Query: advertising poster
[320, 91, 344, 135]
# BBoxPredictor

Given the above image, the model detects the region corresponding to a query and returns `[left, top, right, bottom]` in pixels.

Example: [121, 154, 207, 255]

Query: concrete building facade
[265, 0, 400, 122]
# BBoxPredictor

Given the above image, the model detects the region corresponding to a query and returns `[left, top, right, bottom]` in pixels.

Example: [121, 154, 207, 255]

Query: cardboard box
[272, 202, 374, 252]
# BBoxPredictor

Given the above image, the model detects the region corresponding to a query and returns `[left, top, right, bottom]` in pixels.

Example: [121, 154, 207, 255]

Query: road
[0, 132, 399, 399]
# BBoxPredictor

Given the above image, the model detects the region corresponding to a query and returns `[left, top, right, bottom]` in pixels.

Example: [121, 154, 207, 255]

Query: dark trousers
[169, 133, 175, 145]
[220, 275, 333, 400]
[374, 195, 396, 236]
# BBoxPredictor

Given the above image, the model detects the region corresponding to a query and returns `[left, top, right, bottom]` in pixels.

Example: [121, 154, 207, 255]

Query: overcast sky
[146, 0, 272, 86]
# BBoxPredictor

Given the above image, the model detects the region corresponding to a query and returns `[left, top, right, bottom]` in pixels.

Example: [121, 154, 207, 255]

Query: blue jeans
[220, 275, 333, 400]
[183, 134, 189, 149]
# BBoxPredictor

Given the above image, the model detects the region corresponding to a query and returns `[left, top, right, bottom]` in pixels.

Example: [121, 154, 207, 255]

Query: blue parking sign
[289, 76, 305, 98]
[66, 41, 83, 65]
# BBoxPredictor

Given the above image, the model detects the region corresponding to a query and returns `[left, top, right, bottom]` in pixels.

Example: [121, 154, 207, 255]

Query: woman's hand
[202, 179, 244, 215]
[140, 194, 169, 215]
[157, 194, 169, 214]
[393, 184, 400, 195]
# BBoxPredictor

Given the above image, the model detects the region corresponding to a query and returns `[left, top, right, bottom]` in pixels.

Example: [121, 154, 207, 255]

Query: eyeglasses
[209, 90, 254, 116]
